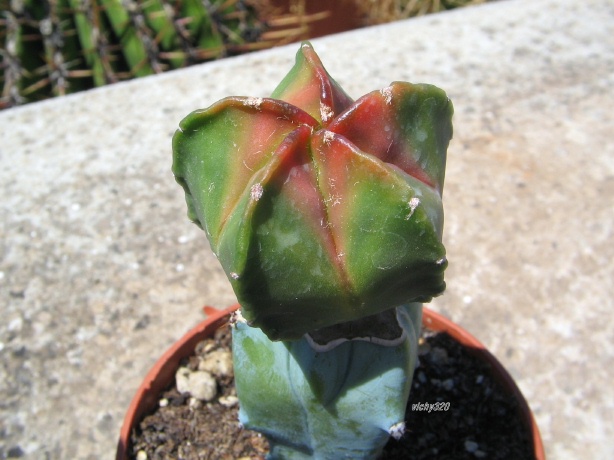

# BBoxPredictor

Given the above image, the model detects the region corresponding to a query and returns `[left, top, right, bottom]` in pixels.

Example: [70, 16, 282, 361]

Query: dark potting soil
[130, 325, 535, 460]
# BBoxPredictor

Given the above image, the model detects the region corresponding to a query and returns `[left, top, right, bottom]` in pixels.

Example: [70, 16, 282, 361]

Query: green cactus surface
[173, 42, 453, 341]
[232, 303, 423, 459]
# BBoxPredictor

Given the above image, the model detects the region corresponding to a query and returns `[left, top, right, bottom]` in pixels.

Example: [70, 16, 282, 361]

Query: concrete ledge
[1, 0, 613, 457]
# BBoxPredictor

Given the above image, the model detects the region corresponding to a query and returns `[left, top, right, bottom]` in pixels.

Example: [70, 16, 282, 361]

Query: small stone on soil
[198, 349, 233, 377]
[175, 367, 217, 401]
[464, 439, 479, 453]
[219, 395, 239, 407]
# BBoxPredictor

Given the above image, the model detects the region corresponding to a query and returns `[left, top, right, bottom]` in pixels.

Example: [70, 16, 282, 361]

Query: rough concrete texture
[1, 0, 613, 457]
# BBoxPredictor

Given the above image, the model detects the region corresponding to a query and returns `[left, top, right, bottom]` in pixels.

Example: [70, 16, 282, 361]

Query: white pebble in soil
[198, 349, 233, 377]
[219, 395, 239, 407]
[175, 367, 217, 401]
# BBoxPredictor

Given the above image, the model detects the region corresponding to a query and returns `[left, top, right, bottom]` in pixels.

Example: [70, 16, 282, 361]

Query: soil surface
[130, 326, 535, 459]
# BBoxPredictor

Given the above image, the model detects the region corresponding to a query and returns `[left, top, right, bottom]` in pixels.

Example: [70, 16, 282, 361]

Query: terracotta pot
[117, 305, 545, 459]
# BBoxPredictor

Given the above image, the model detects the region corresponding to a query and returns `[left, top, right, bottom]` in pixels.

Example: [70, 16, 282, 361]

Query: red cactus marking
[329, 85, 437, 190]
[270, 126, 350, 293]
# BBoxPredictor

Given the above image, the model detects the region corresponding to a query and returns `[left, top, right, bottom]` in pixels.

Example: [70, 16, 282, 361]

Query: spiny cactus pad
[173, 42, 453, 340]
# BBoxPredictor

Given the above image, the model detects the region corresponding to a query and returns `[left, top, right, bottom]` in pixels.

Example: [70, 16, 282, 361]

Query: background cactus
[1, 0, 489, 109]
[173, 42, 453, 458]
[356, 0, 489, 25]
[0, 0, 325, 108]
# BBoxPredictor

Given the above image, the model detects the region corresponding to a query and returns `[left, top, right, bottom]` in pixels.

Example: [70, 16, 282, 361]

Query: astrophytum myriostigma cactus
[173, 42, 452, 341]
[173, 42, 453, 459]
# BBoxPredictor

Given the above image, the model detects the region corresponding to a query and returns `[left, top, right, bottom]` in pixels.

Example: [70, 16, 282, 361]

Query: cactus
[356, 0, 489, 25]
[173, 42, 453, 458]
[0, 0, 325, 109]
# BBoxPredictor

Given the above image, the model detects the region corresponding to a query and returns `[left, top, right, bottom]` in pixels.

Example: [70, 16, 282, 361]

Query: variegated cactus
[173, 42, 451, 341]
[173, 42, 453, 459]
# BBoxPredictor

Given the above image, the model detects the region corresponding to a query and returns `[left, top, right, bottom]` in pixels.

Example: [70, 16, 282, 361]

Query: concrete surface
[1, 0, 613, 458]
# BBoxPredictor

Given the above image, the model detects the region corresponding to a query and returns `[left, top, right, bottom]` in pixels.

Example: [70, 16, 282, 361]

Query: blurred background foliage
[0, 0, 488, 109]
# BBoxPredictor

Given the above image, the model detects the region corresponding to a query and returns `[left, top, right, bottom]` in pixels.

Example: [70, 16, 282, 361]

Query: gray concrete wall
[1, 0, 613, 457]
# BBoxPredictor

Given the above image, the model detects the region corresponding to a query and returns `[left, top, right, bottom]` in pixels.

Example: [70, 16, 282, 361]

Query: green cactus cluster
[0, 0, 289, 108]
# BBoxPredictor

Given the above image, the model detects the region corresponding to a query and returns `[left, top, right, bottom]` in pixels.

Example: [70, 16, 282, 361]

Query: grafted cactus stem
[172, 42, 453, 458]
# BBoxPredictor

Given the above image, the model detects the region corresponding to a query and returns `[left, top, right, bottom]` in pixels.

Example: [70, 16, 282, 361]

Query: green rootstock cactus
[173, 42, 452, 341]
[173, 42, 453, 459]
[232, 303, 422, 459]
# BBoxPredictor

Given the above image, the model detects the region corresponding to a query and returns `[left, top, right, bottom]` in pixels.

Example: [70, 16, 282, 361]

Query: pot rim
[117, 305, 545, 460]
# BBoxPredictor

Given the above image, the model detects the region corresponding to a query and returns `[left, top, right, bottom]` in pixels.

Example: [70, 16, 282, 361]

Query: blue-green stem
[232, 303, 423, 460]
